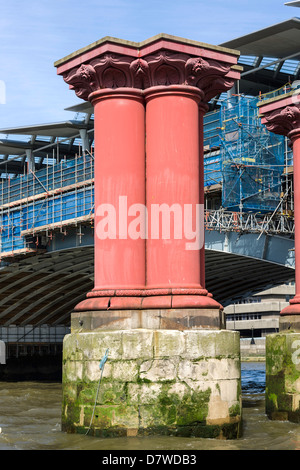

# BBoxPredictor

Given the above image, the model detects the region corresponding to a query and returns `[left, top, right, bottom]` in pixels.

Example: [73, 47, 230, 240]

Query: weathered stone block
[62, 328, 242, 437]
[122, 329, 154, 360]
[127, 382, 163, 405]
[266, 334, 287, 375]
[219, 379, 241, 404]
[266, 332, 300, 423]
[184, 330, 216, 358]
[214, 330, 240, 358]
[111, 360, 139, 382]
[153, 330, 185, 357]
[79, 382, 128, 406]
[177, 359, 209, 381]
[84, 360, 102, 381]
[111, 405, 140, 428]
[88, 331, 123, 360]
[63, 360, 83, 382]
[207, 394, 230, 424]
[140, 358, 178, 382]
[139, 403, 178, 428]
[176, 387, 211, 425]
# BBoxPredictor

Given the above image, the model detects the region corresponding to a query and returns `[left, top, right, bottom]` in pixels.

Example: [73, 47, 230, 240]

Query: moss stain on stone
[266, 332, 300, 421]
[62, 330, 242, 437]
[229, 403, 241, 417]
[176, 388, 211, 426]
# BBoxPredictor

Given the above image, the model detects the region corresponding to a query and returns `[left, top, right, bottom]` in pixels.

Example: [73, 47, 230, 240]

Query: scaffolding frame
[205, 209, 294, 235]
[0, 152, 94, 257]
[204, 93, 294, 214]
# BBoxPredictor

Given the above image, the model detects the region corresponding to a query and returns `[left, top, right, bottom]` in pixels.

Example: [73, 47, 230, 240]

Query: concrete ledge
[279, 315, 300, 332]
[62, 329, 242, 438]
[71, 308, 225, 331]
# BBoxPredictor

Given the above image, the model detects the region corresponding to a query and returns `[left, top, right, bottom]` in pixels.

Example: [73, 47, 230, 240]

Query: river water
[0, 362, 299, 451]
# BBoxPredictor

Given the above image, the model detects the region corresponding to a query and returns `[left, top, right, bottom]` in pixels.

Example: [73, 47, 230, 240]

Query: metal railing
[258, 82, 294, 102]
[204, 209, 294, 235]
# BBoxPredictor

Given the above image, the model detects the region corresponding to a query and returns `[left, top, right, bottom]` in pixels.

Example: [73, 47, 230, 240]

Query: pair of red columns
[92, 86, 205, 291]
[82, 85, 215, 313]
[55, 35, 241, 320]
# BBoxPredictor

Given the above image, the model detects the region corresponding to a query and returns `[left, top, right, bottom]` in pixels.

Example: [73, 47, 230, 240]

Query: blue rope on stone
[99, 348, 109, 370]
[85, 348, 109, 436]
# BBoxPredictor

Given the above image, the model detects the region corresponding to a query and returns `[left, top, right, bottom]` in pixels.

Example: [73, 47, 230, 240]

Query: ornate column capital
[258, 90, 300, 144]
[55, 34, 240, 106]
[261, 103, 300, 141]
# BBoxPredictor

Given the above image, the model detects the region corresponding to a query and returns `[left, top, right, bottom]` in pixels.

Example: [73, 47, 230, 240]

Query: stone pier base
[266, 332, 300, 422]
[62, 329, 242, 438]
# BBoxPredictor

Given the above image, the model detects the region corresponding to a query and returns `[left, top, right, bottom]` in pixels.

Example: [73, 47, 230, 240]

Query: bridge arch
[0, 229, 294, 327]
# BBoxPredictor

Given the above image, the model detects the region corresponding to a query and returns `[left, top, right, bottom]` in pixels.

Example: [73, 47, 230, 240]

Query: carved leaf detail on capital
[263, 105, 300, 137]
[185, 57, 210, 85]
[63, 55, 134, 99]
[102, 67, 127, 88]
[130, 58, 151, 89]
[204, 77, 235, 103]
[91, 54, 132, 89]
[62, 51, 236, 103]
[143, 52, 234, 101]
[285, 105, 300, 129]
[146, 52, 186, 86]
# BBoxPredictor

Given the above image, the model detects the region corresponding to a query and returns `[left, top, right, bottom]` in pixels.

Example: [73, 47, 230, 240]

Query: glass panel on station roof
[238, 55, 258, 66]
[259, 57, 278, 70]
[281, 59, 299, 75]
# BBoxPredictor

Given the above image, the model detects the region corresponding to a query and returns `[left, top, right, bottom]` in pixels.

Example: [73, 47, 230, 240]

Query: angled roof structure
[221, 17, 300, 58]
[0, 117, 94, 177]
[285, 2, 300, 8]
[220, 17, 300, 96]
[0, 120, 93, 139]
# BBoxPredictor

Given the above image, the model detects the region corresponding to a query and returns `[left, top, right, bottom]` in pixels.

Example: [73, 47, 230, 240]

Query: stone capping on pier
[54, 33, 242, 69]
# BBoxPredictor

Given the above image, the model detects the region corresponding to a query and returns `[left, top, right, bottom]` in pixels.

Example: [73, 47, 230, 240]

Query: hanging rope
[85, 348, 109, 436]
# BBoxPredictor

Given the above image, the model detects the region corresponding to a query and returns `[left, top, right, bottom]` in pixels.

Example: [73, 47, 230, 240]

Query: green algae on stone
[266, 332, 300, 422]
[61, 329, 242, 437]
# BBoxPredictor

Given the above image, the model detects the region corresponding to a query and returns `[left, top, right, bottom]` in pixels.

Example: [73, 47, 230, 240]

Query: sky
[0, 0, 298, 133]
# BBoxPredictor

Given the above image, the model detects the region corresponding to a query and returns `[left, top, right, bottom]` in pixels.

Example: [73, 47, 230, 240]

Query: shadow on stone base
[63, 420, 241, 439]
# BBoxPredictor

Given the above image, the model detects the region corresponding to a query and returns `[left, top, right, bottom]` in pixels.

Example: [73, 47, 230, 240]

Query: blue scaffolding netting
[203, 95, 292, 212]
[0, 94, 294, 256]
[0, 155, 94, 254]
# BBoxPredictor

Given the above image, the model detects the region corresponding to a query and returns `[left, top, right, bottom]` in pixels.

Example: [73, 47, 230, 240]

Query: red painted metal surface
[55, 34, 241, 313]
[91, 89, 146, 290]
[145, 85, 203, 289]
[259, 96, 300, 315]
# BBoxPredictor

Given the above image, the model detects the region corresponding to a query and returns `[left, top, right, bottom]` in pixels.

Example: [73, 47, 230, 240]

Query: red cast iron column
[91, 88, 146, 293]
[145, 86, 203, 290]
[259, 95, 300, 329]
[142, 52, 239, 310]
